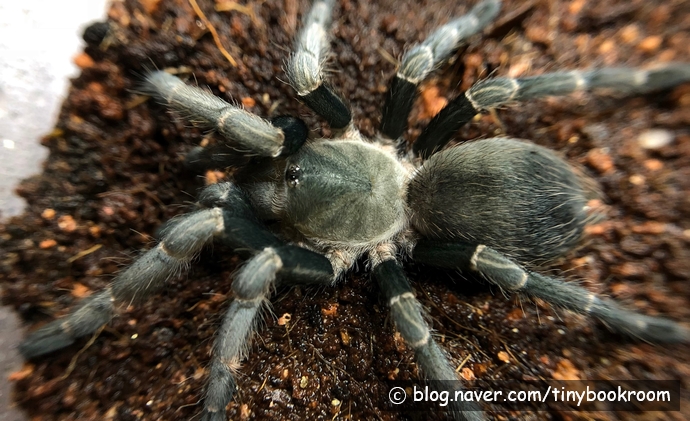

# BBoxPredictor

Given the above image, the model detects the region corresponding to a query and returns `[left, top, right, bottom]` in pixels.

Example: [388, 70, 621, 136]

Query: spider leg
[380, 0, 501, 143]
[184, 116, 309, 172]
[197, 183, 334, 420]
[372, 257, 484, 421]
[285, 0, 352, 129]
[21, 180, 334, 419]
[184, 142, 250, 173]
[413, 240, 690, 343]
[20, 207, 226, 358]
[202, 246, 333, 421]
[414, 63, 690, 158]
[143, 72, 308, 158]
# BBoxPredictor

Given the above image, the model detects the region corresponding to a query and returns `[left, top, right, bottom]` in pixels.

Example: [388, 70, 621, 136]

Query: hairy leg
[202, 245, 333, 421]
[285, 0, 351, 130]
[414, 64, 690, 158]
[414, 240, 690, 343]
[372, 251, 484, 421]
[143, 72, 308, 157]
[380, 0, 501, 143]
[20, 207, 225, 358]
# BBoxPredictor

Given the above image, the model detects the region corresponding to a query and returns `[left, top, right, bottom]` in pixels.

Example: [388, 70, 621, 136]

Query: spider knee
[232, 248, 283, 302]
[470, 245, 528, 291]
[158, 208, 225, 259]
[389, 292, 431, 349]
[286, 0, 332, 96]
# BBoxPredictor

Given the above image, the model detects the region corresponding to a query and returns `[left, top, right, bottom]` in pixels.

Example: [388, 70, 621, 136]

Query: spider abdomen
[408, 137, 589, 265]
[283, 140, 408, 247]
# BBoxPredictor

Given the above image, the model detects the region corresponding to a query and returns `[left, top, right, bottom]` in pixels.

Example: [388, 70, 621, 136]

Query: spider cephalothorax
[19, 0, 690, 420]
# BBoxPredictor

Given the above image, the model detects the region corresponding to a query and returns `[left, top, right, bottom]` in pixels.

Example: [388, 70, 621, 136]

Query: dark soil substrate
[2, 0, 689, 420]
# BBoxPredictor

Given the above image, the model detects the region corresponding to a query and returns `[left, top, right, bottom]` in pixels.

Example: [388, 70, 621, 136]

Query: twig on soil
[188, 0, 238, 67]
[59, 325, 106, 380]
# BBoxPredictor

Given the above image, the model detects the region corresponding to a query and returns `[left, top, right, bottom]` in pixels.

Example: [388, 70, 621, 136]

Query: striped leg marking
[414, 63, 690, 158]
[201, 245, 334, 421]
[373, 259, 485, 421]
[381, 0, 501, 142]
[414, 240, 690, 343]
[143, 71, 298, 157]
[286, 0, 351, 129]
[20, 208, 225, 358]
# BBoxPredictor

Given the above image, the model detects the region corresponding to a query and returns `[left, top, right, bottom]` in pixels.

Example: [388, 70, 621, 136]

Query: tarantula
[19, 0, 690, 420]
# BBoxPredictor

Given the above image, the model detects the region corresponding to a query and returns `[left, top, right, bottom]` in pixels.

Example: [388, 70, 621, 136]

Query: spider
[17, 0, 690, 420]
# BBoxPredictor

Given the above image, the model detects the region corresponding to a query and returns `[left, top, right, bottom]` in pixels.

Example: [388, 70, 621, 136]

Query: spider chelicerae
[18, 0, 690, 420]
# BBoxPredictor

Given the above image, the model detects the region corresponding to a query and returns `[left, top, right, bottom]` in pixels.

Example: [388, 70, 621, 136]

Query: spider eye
[286, 164, 301, 187]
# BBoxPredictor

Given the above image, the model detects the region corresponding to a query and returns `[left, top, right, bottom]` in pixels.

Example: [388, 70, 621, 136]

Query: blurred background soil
[1, 0, 689, 420]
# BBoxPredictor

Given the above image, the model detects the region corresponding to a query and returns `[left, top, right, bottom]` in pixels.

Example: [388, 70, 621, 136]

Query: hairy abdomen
[408, 138, 589, 266]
